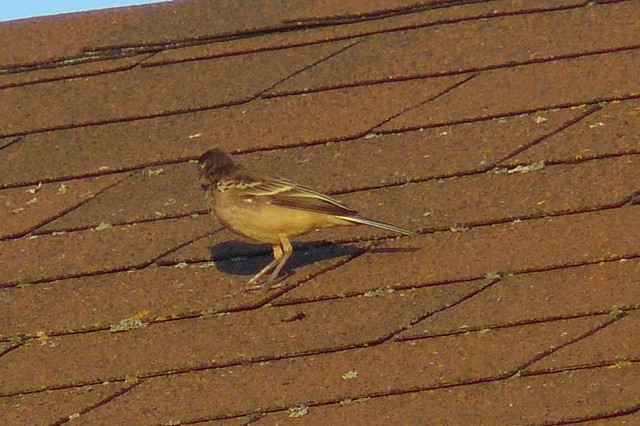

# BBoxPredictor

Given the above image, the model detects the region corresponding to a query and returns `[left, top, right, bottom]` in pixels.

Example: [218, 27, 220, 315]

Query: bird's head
[197, 148, 237, 189]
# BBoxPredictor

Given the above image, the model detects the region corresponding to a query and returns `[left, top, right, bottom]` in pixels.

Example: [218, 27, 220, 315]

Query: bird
[197, 148, 417, 288]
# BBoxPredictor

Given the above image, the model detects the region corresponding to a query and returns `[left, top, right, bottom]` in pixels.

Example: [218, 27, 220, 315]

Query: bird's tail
[338, 216, 417, 236]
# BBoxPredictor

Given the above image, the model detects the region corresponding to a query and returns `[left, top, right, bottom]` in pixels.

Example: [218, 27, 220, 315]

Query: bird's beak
[198, 173, 210, 190]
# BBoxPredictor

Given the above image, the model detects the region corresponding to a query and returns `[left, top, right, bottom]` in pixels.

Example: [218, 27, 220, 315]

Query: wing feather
[219, 176, 358, 216]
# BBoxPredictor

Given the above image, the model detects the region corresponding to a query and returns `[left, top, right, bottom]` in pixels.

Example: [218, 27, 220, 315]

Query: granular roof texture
[1, 0, 639, 424]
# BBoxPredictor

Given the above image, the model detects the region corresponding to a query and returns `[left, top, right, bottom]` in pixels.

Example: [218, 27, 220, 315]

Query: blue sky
[0, 1, 171, 22]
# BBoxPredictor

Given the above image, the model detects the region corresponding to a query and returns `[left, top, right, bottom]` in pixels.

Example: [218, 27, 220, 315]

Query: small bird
[198, 148, 417, 288]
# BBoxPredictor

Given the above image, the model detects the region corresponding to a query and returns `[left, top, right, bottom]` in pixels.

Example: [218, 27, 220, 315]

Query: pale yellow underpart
[209, 189, 353, 244]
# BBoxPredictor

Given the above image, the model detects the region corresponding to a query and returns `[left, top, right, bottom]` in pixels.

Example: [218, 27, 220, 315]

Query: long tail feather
[338, 216, 417, 236]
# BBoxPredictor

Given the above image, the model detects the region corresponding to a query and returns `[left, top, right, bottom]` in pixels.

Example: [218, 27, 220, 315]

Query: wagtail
[198, 148, 416, 288]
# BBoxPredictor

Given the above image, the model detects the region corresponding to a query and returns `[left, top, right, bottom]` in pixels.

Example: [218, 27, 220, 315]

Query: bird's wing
[219, 176, 358, 216]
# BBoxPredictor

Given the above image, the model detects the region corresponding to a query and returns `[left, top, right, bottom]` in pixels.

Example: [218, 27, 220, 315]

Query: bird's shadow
[210, 240, 419, 278]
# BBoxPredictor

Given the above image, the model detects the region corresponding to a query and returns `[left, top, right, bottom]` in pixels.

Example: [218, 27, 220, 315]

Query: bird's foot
[244, 282, 266, 292]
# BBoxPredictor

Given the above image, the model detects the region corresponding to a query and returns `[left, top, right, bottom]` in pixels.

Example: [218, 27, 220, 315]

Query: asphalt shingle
[1, 0, 638, 424]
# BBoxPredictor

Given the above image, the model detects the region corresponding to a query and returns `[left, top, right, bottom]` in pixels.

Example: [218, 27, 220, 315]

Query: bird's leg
[266, 235, 293, 286]
[246, 243, 283, 288]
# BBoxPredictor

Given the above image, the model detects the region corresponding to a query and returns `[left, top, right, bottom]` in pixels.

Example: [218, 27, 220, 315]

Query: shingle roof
[1, 0, 639, 424]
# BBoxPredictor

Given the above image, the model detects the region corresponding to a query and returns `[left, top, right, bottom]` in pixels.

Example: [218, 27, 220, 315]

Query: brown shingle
[380, 49, 640, 132]
[264, 364, 640, 425]
[0, 216, 211, 286]
[399, 259, 640, 339]
[0, 173, 126, 238]
[2, 0, 639, 422]
[0, 54, 151, 89]
[271, 1, 640, 94]
[143, 0, 588, 67]
[33, 108, 596, 233]
[504, 98, 640, 166]
[0, 280, 486, 395]
[0, 76, 463, 186]
[1, 41, 357, 134]
[0, 382, 128, 426]
[277, 206, 640, 301]
[0, 244, 361, 338]
[70, 316, 608, 423]
[0, 0, 447, 69]
[527, 309, 640, 373]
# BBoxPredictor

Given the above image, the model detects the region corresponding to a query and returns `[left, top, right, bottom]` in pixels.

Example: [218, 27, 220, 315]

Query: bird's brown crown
[198, 148, 238, 188]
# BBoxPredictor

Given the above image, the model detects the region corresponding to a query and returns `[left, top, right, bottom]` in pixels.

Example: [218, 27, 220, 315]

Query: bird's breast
[209, 190, 351, 244]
